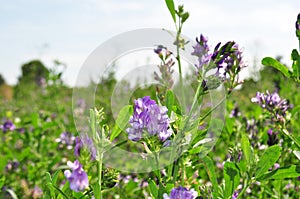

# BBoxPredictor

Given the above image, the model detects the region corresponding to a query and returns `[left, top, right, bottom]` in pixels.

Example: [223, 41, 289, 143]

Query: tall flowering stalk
[154, 45, 175, 101]
[251, 90, 300, 149]
[89, 108, 110, 199]
[165, 3, 190, 112]
[191, 34, 211, 76]
[191, 37, 246, 94]
[251, 90, 290, 123]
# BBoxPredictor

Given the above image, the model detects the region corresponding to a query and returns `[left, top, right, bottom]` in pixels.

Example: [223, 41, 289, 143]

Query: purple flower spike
[126, 96, 171, 142]
[74, 136, 97, 160]
[163, 186, 198, 199]
[64, 160, 89, 192]
[267, 128, 278, 146]
[191, 34, 211, 71]
[55, 132, 76, 150]
[1, 120, 15, 132]
[251, 91, 290, 122]
[74, 137, 83, 157]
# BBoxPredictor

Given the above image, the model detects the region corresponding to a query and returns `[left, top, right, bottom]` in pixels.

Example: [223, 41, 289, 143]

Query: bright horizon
[1, 0, 299, 86]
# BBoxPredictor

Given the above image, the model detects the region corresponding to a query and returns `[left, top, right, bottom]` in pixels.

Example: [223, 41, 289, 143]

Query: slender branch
[98, 152, 103, 199]
[237, 178, 253, 199]
[281, 128, 300, 149]
[200, 96, 227, 123]
[176, 25, 186, 113]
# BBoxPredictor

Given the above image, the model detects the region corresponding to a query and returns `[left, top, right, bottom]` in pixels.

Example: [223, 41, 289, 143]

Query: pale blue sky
[0, 0, 299, 85]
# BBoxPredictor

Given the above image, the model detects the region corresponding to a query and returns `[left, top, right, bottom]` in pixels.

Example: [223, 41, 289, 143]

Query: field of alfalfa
[1, 1, 300, 198]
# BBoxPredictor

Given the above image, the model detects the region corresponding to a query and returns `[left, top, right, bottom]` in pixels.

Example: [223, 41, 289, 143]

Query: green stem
[98, 152, 103, 199]
[200, 95, 227, 123]
[281, 128, 300, 149]
[176, 26, 186, 113]
[154, 152, 163, 198]
[237, 178, 252, 199]
[180, 158, 185, 186]
[181, 80, 204, 132]
[167, 19, 185, 184]
[154, 152, 161, 180]
[167, 80, 203, 181]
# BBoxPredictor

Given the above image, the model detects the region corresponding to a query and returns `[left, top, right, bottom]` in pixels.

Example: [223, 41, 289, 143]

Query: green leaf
[125, 180, 138, 193]
[181, 12, 189, 23]
[0, 176, 5, 189]
[93, 182, 101, 199]
[31, 112, 40, 128]
[206, 75, 221, 90]
[255, 145, 281, 179]
[291, 49, 299, 61]
[90, 109, 96, 136]
[72, 191, 84, 198]
[45, 172, 52, 183]
[291, 49, 300, 78]
[165, 183, 174, 193]
[110, 105, 133, 141]
[166, 90, 175, 116]
[46, 183, 55, 198]
[51, 184, 70, 199]
[202, 156, 218, 198]
[257, 165, 300, 181]
[224, 162, 240, 198]
[241, 134, 252, 164]
[52, 169, 62, 185]
[261, 57, 291, 77]
[225, 117, 234, 135]
[148, 179, 158, 198]
[291, 105, 300, 116]
[165, 0, 176, 23]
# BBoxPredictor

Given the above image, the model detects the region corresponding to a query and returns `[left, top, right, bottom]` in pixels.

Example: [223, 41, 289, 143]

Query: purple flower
[232, 191, 239, 199]
[74, 136, 97, 160]
[55, 132, 76, 150]
[126, 96, 172, 142]
[162, 140, 172, 147]
[251, 91, 290, 121]
[74, 137, 83, 157]
[37, 77, 47, 87]
[230, 106, 241, 118]
[17, 128, 25, 133]
[163, 186, 198, 199]
[267, 129, 278, 146]
[296, 13, 300, 30]
[154, 45, 165, 55]
[32, 186, 43, 198]
[191, 34, 211, 71]
[64, 160, 89, 192]
[154, 45, 172, 60]
[274, 163, 280, 170]
[5, 160, 19, 172]
[77, 99, 86, 109]
[212, 42, 245, 78]
[0, 120, 15, 132]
